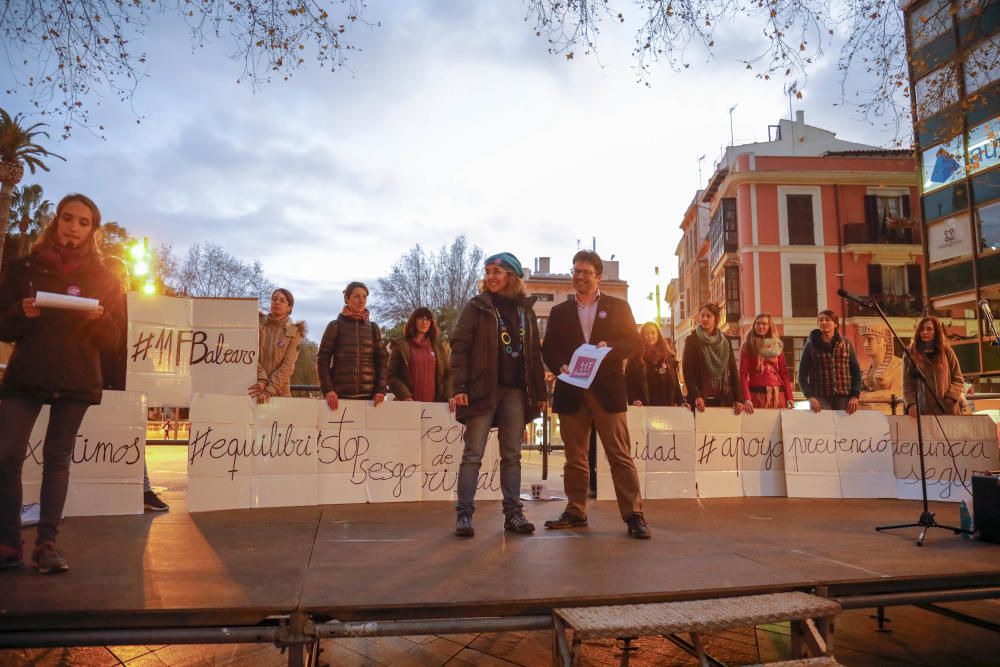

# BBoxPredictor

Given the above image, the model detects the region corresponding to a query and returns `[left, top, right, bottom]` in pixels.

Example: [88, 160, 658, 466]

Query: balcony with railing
[845, 293, 924, 317]
[843, 222, 920, 245]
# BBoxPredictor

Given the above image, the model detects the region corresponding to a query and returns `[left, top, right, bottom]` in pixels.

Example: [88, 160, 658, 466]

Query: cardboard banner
[420, 403, 502, 502]
[173, 398, 998, 512]
[782, 410, 896, 498]
[21, 391, 146, 516]
[126, 294, 258, 407]
[889, 415, 1000, 503]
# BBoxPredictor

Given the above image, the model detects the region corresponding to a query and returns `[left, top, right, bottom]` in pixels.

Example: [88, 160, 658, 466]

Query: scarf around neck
[340, 306, 370, 321]
[695, 326, 730, 391]
[36, 239, 89, 276]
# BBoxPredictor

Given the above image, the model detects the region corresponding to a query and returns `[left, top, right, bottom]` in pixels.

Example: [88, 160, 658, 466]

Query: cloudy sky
[2, 1, 904, 336]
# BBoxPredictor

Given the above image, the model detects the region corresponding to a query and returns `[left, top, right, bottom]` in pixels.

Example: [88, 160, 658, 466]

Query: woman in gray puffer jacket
[317, 282, 387, 410]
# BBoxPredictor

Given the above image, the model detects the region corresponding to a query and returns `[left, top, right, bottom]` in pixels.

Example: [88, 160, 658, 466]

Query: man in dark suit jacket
[541, 251, 650, 538]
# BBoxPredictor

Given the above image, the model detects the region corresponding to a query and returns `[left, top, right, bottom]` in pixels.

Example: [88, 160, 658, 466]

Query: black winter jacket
[450, 292, 547, 425]
[626, 353, 685, 406]
[316, 314, 387, 399]
[0, 251, 122, 404]
[542, 294, 640, 415]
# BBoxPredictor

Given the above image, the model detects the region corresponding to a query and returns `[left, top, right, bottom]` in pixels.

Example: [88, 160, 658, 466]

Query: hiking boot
[544, 512, 588, 529]
[32, 541, 69, 574]
[504, 512, 535, 534]
[0, 542, 23, 570]
[455, 515, 474, 537]
[626, 514, 652, 539]
[144, 491, 170, 512]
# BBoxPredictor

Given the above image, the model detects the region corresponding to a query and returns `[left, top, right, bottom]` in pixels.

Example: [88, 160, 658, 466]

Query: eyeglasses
[571, 268, 596, 277]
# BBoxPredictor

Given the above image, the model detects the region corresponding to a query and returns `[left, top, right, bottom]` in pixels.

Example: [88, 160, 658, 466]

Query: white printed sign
[694, 408, 743, 497]
[890, 415, 1000, 503]
[126, 294, 258, 407]
[21, 391, 146, 516]
[738, 409, 787, 497]
[642, 407, 696, 499]
[782, 410, 896, 498]
[419, 403, 502, 502]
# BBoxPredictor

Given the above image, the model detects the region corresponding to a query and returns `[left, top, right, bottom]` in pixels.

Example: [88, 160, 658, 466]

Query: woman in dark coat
[627, 322, 685, 407]
[317, 281, 387, 410]
[451, 252, 546, 537]
[681, 302, 744, 413]
[0, 194, 122, 573]
[387, 307, 453, 406]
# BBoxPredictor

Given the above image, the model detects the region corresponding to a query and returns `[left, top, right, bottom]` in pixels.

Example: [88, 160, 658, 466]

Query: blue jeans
[0, 397, 90, 547]
[456, 386, 526, 517]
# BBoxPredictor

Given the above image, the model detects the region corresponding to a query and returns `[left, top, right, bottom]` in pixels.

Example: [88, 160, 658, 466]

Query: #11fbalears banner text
[126, 294, 258, 407]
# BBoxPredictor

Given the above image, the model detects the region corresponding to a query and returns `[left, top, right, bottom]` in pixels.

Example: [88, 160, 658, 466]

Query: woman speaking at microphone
[0, 194, 122, 574]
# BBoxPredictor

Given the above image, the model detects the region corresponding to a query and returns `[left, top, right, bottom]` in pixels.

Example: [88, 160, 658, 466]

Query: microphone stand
[857, 297, 972, 545]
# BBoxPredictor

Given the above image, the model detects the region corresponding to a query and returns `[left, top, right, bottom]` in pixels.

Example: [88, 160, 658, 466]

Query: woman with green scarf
[681, 302, 744, 413]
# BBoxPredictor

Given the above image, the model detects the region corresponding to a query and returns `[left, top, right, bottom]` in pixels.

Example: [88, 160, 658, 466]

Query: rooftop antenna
[728, 103, 738, 147]
[697, 155, 706, 188]
[592, 236, 596, 251]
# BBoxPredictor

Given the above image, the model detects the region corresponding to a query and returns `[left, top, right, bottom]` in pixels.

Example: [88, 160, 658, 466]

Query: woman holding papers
[0, 194, 122, 574]
[450, 252, 546, 537]
[739, 313, 795, 411]
[387, 307, 453, 406]
[250, 288, 305, 403]
[903, 316, 965, 416]
[682, 302, 744, 413]
[798, 310, 862, 414]
[627, 322, 685, 407]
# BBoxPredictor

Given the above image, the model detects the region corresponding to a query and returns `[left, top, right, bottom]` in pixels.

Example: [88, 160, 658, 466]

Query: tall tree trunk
[0, 180, 16, 274]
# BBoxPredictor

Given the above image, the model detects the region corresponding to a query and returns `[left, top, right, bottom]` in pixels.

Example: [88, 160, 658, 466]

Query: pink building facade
[671, 112, 963, 397]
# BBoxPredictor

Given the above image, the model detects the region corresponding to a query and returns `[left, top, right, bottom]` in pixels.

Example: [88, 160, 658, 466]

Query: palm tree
[0, 109, 64, 271]
[9, 184, 52, 258]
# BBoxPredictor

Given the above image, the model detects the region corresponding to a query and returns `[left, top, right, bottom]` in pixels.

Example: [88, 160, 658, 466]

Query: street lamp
[129, 236, 156, 295]
[647, 266, 663, 329]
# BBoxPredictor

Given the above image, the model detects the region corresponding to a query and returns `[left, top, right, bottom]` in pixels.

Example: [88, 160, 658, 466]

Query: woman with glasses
[798, 309, 862, 414]
[738, 313, 795, 412]
[681, 302, 744, 413]
[450, 252, 546, 537]
[387, 306, 454, 407]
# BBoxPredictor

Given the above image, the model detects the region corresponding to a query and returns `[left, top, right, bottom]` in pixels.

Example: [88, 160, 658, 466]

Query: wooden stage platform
[1, 497, 998, 642]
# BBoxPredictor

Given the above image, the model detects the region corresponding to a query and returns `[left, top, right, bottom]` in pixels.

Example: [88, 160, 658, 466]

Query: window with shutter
[789, 264, 819, 317]
[787, 195, 815, 245]
[868, 264, 883, 294]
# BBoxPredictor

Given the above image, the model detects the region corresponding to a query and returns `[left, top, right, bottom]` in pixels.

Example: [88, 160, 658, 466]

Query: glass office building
[908, 0, 1000, 383]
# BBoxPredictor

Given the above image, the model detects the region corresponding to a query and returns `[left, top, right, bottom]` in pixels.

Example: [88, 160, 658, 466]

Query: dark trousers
[0, 397, 89, 547]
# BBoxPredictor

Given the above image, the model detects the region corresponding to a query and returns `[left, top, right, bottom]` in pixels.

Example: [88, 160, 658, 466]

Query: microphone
[837, 288, 872, 308]
[979, 300, 1000, 349]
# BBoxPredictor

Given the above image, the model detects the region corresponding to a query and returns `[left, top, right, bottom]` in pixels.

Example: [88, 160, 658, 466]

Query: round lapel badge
[598, 310, 607, 319]
[67, 286, 81, 297]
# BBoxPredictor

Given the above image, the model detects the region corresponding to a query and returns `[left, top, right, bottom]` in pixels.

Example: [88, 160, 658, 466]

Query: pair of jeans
[0, 397, 90, 547]
[456, 385, 526, 517]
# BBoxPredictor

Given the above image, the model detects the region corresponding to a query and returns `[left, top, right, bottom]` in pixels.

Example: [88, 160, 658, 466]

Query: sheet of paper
[557, 344, 613, 389]
[35, 290, 99, 311]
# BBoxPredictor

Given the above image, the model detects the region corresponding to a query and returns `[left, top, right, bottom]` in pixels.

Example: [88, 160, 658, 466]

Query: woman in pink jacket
[739, 313, 795, 412]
